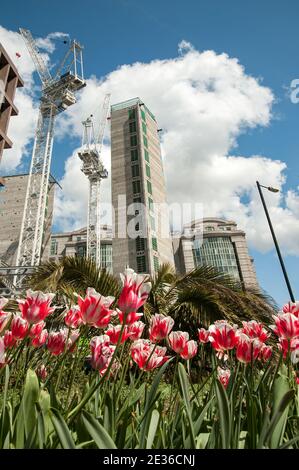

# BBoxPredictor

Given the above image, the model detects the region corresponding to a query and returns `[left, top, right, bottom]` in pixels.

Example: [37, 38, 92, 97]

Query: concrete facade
[173, 218, 259, 290]
[111, 98, 174, 276]
[0, 174, 55, 266]
[0, 44, 24, 186]
[49, 225, 113, 272]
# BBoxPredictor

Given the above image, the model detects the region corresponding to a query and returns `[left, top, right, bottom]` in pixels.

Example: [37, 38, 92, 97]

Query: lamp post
[256, 181, 295, 302]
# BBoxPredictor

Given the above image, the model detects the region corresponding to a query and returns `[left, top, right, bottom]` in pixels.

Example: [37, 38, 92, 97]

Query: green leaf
[82, 410, 117, 449]
[50, 408, 76, 449]
[22, 369, 40, 440]
[270, 372, 292, 448]
[178, 362, 196, 448]
[215, 379, 231, 449]
[139, 358, 172, 448]
[0, 365, 10, 446]
[146, 410, 160, 449]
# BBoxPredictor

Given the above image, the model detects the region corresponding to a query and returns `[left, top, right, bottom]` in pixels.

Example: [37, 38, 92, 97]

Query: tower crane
[78, 93, 110, 268]
[15, 28, 86, 286]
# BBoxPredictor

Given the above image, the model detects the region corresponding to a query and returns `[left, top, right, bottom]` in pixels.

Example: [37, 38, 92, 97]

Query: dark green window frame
[129, 121, 137, 133]
[145, 165, 151, 178]
[148, 197, 154, 211]
[136, 255, 146, 273]
[141, 109, 146, 121]
[131, 149, 138, 161]
[131, 164, 140, 178]
[153, 256, 159, 272]
[142, 122, 147, 134]
[143, 135, 148, 148]
[133, 180, 141, 194]
[128, 108, 136, 120]
[147, 180, 152, 194]
[144, 149, 150, 162]
[130, 135, 137, 147]
[152, 237, 158, 251]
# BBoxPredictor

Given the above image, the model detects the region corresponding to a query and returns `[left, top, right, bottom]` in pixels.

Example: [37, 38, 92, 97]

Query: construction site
[0, 27, 258, 297]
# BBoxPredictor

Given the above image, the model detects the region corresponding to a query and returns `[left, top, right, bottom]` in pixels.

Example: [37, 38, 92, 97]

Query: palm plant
[145, 263, 277, 335]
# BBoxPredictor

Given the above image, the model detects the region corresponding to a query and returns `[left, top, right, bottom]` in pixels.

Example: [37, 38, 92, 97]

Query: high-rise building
[49, 225, 113, 273]
[0, 44, 24, 186]
[173, 218, 259, 289]
[0, 174, 55, 266]
[110, 97, 174, 276]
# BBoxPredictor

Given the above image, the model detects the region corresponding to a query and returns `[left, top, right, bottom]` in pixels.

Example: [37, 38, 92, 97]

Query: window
[129, 121, 137, 133]
[152, 237, 158, 251]
[148, 197, 154, 211]
[128, 108, 136, 120]
[143, 135, 148, 148]
[133, 180, 141, 194]
[205, 226, 215, 232]
[77, 236, 81, 241]
[147, 180, 152, 194]
[136, 237, 145, 252]
[145, 165, 151, 178]
[131, 149, 138, 161]
[150, 215, 156, 230]
[137, 255, 146, 273]
[142, 122, 147, 134]
[77, 245, 86, 258]
[153, 256, 159, 272]
[50, 239, 58, 256]
[130, 135, 137, 147]
[141, 109, 146, 121]
[131, 164, 140, 178]
[144, 149, 150, 162]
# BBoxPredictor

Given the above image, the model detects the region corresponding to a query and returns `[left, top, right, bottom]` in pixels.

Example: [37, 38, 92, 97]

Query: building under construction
[0, 174, 55, 266]
[0, 43, 24, 186]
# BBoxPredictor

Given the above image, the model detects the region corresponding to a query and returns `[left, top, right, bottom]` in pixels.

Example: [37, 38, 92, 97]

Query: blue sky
[1, 0, 299, 305]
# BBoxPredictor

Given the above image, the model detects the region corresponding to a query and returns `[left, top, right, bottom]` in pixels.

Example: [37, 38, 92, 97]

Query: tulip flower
[47, 329, 67, 355]
[260, 344, 273, 361]
[65, 306, 83, 329]
[131, 339, 169, 371]
[282, 301, 299, 317]
[0, 337, 6, 368]
[241, 320, 270, 343]
[296, 377, 299, 385]
[180, 340, 198, 360]
[128, 321, 145, 341]
[118, 268, 151, 314]
[118, 308, 143, 325]
[17, 290, 55, 324]
[31, 329, 48, 348]
[198, 328, 210, 343]
[36, 365, 47, 381]
[90, 335, 116, 374]
[149, 314, 174, 342]
[169, 331, 189, 354]
[278, 337, 299, 359]
[29, 321, 46, 338]
[106, 324, 131, 344]
[270, 313, 299, 340]
[11, 315, 29, 340]
[4, 330, 17, 349]
[0, 312, 11, 334]
[208, 320, 239, 352]
[77, 288, 114, 328]
[217, 367, 231, 388]
[236, 333, 263, 363]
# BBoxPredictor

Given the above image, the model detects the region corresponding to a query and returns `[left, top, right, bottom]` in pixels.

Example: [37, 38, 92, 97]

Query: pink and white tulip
[131, 339, 169, 371]
[118, 308, 143, 325]
[270, 313, 299, 340]
[118, 268, 151, 314]
[31, 329, 48, 348]
[29, 321, 46, 338]
[282, 301, 299, 317]
[65, 306, 83, 329]
[236, 333, 263, 363]
[11, 315, 29, 339]
[198, 328, 210, 343]
[106, 324, 131, 344]
[209, 320, 239, 352]
[169, 331, 189, 354]
[77, 288, 114, 328]
[90, 335, 116, 374]
[241, 320, 270, 343]
[217, 367, 231, 388]
[18, 290, 55, 324]
[0, 337, 6, 368]
[180, 340, 198, 360]
[149, 314, 174, 342]
[47, 329, 67, 355]
[4, 330, 17, 349]
[128, 321, 145, 341]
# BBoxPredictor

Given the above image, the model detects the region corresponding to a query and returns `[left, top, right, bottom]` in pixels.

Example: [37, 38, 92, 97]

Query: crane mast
[78, 94, 110, 267]
[15, 28, 86, 285]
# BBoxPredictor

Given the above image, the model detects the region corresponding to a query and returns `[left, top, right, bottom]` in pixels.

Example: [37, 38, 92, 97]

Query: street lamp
[256, 181, 295, 302]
